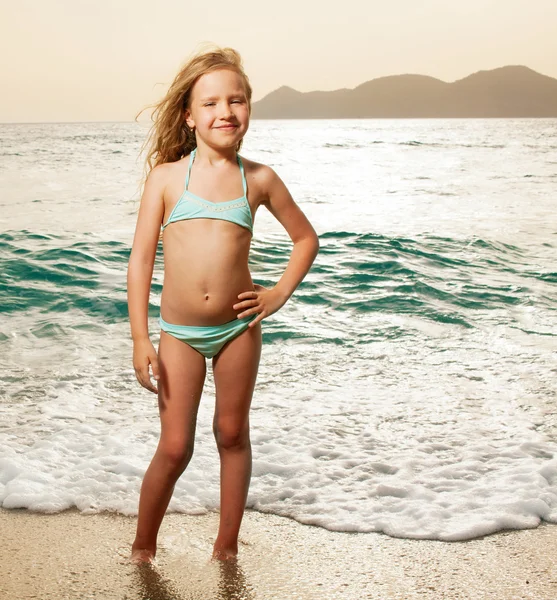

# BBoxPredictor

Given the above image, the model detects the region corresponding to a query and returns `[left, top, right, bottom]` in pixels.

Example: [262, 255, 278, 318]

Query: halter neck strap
[185, 147, 246, 195]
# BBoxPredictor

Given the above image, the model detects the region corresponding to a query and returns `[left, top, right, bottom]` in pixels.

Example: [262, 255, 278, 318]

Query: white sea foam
[1, 322, 556, 541]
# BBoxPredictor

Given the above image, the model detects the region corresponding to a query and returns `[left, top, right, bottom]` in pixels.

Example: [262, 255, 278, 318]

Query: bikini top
[161, 147, 253, 235]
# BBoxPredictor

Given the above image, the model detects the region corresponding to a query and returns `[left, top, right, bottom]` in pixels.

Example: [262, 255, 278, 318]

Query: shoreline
[1, 508, 557, 599]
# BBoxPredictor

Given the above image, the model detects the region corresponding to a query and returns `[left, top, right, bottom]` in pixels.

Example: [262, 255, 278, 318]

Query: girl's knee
[157, 438, 195, 472]
[213, 419, 250, 451]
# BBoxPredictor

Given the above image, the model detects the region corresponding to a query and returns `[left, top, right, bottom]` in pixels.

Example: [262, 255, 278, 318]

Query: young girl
[127, 46, 319, 563]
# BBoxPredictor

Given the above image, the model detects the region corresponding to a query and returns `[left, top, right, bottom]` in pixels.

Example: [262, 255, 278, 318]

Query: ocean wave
[2, 229, 555, 338]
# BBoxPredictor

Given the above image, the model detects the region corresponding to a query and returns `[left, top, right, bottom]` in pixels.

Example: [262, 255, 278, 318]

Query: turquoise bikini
[159, 147, 257, 359]
[161, 147, 253, 234]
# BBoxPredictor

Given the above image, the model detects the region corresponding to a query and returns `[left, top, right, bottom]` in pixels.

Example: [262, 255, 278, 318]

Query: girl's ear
[185, 110, 195, 130]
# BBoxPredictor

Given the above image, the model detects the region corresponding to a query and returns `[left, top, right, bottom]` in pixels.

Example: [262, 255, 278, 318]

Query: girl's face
[185, 68, 250, 150]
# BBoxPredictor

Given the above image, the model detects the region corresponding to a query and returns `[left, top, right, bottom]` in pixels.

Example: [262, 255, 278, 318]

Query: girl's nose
[220, 105, 234, 118]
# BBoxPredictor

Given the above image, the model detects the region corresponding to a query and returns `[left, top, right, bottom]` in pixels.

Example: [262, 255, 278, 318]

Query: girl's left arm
[234, 166, 320, 326]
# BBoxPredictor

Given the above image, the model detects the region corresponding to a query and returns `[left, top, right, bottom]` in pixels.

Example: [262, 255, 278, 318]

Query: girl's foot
[130, 547, 156, 564]
[212, 544, 238, 561]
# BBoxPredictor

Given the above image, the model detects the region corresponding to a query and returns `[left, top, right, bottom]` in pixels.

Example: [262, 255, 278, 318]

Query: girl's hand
[233, 284, 287, 327]
[133, 338, 160, 394]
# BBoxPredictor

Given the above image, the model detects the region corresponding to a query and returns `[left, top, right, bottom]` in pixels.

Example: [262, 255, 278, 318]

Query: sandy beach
[0, 508, 556, 599]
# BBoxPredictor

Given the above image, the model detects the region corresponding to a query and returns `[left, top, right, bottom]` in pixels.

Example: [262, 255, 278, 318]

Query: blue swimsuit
[161, 147, 253, 234]
[159, 147, 257, 359]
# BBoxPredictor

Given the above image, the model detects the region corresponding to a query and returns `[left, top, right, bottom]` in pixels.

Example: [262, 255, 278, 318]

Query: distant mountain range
[251, 66, 557, 118]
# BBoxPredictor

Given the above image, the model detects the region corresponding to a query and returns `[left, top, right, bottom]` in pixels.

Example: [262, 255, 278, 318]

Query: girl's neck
[193, 144, 238, 166]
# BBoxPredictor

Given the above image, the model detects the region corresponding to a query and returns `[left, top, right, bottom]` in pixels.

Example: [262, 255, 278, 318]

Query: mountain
[251, 66, 557, 118]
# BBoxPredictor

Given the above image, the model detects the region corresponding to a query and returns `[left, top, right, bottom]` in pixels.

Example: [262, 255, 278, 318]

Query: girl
[127, 46, 319, 563]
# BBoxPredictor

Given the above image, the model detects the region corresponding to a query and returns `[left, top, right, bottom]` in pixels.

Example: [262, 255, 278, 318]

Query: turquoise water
[0, 119, 556, 539]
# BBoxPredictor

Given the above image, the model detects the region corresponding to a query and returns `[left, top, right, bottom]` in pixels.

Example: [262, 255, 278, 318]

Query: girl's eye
[204, 100, 243, 106]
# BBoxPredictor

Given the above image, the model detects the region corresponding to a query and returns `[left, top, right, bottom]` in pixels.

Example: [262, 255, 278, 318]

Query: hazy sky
[2, 0, 556, 122]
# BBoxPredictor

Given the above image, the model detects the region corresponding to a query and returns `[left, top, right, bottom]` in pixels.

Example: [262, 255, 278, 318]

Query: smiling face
[185, 68, 250, 151]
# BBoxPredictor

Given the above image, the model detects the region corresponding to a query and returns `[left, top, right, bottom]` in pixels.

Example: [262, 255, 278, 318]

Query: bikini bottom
[159, 312, 258, 359]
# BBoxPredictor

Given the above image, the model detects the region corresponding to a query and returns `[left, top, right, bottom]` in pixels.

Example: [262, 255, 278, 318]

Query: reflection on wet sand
[133, 558, 255, 600]
[217, 559, 255, 600]
[135, 563, 184, 600]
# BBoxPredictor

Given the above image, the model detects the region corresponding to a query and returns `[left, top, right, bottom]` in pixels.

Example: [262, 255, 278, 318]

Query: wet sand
[1, 508, 556, 599]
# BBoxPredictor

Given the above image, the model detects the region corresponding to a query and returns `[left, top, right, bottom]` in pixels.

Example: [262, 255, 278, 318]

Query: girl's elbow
[310, 233, 320, 256]
[129, 247, 155, 268]
[127, 256, 155, 285]
[303, 234, 320, 265]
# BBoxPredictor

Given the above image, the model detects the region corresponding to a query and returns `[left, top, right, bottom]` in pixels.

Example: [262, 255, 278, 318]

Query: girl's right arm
[127, 165, 167, 393]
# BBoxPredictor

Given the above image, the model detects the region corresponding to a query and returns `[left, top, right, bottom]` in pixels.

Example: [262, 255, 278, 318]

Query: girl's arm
[127, 166, 166, 391]
[234, 167, 320, 326]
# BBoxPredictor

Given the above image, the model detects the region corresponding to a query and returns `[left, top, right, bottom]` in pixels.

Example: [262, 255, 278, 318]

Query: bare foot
[130, 548, 156, 565]
[212, 546, 238, 561]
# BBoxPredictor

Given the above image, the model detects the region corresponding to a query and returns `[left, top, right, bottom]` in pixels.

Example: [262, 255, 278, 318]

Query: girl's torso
[160, 149, 264, 326]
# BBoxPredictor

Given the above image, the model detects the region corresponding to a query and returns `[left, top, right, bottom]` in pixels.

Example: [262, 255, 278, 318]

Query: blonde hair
[135, 44, 252, 185]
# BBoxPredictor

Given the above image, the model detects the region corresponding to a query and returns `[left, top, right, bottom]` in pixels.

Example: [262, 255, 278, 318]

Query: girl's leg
[211, 321, 262, 559]
[131, 330, 207, 561]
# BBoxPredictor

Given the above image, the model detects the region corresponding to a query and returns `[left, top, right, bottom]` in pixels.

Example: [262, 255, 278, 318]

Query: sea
[1, 118, 556, 541]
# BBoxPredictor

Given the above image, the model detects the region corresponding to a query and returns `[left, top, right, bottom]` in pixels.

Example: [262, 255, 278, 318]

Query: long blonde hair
[135, 44, 253, 187]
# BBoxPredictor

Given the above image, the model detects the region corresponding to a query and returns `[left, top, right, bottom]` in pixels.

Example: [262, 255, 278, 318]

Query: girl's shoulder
[239, 156, 279, 190]
[239, 156, 276, 202]
[159, 155, 189, 175]
[147, 156, 188, 186]
[239, 156, 291, 208]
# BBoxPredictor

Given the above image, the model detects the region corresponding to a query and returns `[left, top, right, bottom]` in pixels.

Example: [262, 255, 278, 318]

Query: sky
[1, 0, 556, 122]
